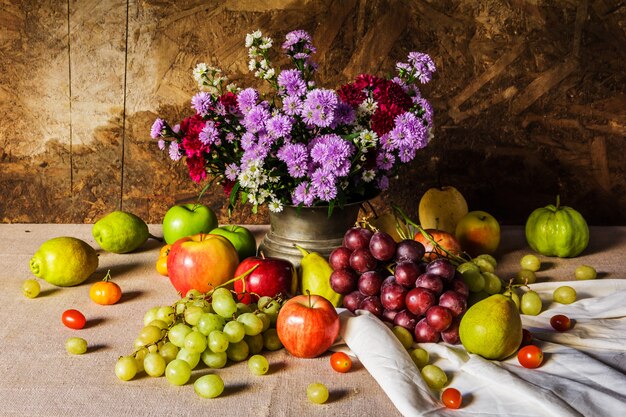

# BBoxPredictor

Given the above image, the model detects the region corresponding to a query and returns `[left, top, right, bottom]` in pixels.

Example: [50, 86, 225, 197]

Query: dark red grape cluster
[329, 226, 469, 344]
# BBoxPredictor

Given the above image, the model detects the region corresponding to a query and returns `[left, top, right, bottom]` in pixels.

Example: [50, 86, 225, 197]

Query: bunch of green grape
[114, 288, 285, 391]
[456, 254, 504, 305]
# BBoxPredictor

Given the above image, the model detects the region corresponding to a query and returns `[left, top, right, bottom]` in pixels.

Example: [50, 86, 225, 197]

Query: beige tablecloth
[1, 224, 624, 417]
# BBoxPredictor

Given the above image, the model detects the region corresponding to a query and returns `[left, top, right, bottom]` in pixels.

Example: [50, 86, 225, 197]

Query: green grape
[157, 306, 176, 325]
[502, 289, 521, 310]
[201, 350, 228, 369]
[186, 289, 203, 298]
[134, 347, 148, 372]
[65, 337, 88, 355]
[168, 323, 192, 347]
[575, 265, 597, 280]
[22, 279, 41, 298]
[197, 313, 226, 336]
[392, 326, 414, 349]
[190, 298, 211, 311]
[212, 294, 237, 318]
[138, 325, 164, 345]
[306, 382, 329, 404]
[553, 286, 577, 304]
[223, 320, 246, 343]
[515, 269, 537, 285]
[520, 290, 542, 315]
[409, 347, 429, 369]
[208, 330, 230, 353]
[458, 262, 485, 292]
[237, 312, 264, 336]
[248, 354, 269, 375]
[475, 254, 497, 268]
[184, 331, 207, 354]
[143, 307, 160, 326]
[472, 257, 495, 273]
[244, 333, 264, 355]
[165, 359, 191, 386]
[236, 302, 253, 315]
[147, 343, 160, 354]
[184, 305, 205, 326]
[482, 272, 503, 295]
[421, 364, 447, 389]
[115, 356, 138, 381]
[520, 254, 541, 272]
[263, 328, 283, 351]
[176, 347, 201, 369]
[212, 287, 232, 299]
[148, 319, 169, 330]
[256, 312, 271, 332]
[226, 340, 249, 362]
[133, 338, 145, 350]
[143, 352, 166, 377]
[158, 342, 179, 364]
[194, 374, 224, 399]
[258, 296, 281, 323]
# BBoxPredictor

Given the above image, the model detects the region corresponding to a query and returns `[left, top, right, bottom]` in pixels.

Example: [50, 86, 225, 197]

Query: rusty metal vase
[258, 200, 366, 269]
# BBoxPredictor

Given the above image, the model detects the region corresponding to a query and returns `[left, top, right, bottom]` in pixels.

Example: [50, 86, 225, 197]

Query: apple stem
[305, 289, 312, 308]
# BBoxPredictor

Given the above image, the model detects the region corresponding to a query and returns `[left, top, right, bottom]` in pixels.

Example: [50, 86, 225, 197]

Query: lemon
[92, 211, 149, 253]
[30, 237, 98, 286]
[459, 294, 522, 360]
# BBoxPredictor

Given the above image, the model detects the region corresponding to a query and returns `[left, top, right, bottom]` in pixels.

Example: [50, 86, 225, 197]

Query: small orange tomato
[159, 244, 172, 258]
[330, 351, 353, 373]
[90, 271, 122, 305]
[156, 256, 168, 276]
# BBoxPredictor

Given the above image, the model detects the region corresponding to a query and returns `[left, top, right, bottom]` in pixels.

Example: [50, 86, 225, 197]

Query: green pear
[296, 245, 342, 307]
[459, 294, 522, 360]
[30, 236, 98, 286]
[92, 211, 149, 253]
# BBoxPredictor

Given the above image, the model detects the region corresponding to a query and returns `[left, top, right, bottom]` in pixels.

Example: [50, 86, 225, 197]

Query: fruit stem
[294, 244, 310, 257]
[555, 194, 561, 210]
[216, 264, 259, 290]
[148, 233, 163, 242]
[102, 269, 112, 282]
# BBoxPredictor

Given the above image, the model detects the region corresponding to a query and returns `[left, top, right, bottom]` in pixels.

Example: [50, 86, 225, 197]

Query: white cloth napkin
[335, 279, 626, 417]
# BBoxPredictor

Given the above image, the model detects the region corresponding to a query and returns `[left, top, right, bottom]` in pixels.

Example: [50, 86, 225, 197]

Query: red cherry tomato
[550, 314, 572, 332]
[62, 309, 86, 330]
[441, 387, 462, 409]
[518, 345, 544, 369]
[330, 351, 353, 373]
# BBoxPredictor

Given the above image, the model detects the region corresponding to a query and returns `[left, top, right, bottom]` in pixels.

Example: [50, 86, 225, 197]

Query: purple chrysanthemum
[151, 118, 164, 139]
[168, 142, 182, 161]
[282, 30, 314, 53]
[277, 69, 307, 97]
[310, 168, 337, 202]
[225, 163, 239, 181]
[301, 89, 338, 128]
[241, 132, 256, 150]
[376, 151, 395, 171]
[266, 114, 293, 139]
[157, 139, 166, 150]
[333, 102, 356, 126]
[277, 143, 308, 178]
[199, 121, 219, 145]
[237, 88, 259, 115]
[292, 181, 314, 206]
[243, 105, 270, 134]
[310, 134, 354, 176]
[191, 92, 213, 115]
[406, 52, 436, 84]
[283, 95, 303, 116]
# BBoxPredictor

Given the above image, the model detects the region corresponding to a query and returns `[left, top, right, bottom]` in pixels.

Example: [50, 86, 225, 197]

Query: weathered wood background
[1, 0, 624, 225]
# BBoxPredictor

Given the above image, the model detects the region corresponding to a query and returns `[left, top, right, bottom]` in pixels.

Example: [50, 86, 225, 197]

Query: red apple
[414, 229, 462, 261]
[276, 294, 340, 358]
[233, 256, 297, 304]
[167, 233, 239, 295]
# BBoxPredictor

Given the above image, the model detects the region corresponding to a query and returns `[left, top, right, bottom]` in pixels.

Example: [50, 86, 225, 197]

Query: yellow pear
[418, 186, 468, 234]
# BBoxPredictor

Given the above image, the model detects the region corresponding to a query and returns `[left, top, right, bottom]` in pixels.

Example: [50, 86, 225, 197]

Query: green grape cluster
[457, 254, 503, 305]
[115, 288, 285, 394]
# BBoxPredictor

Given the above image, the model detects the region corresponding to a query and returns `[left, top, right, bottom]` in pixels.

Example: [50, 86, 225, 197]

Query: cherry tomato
[441, 387, 462, 409]
[330, 351, 353, 373]
[159, 244, 171, 258]
[550, 314, 572, 332]
[90, 278, 122, 305]
[156, 256, 168, 276]
[517, 345, 543, 369]
[62, 309, 86, 330]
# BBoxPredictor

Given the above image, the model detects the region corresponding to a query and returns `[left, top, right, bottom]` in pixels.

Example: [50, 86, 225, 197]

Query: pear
[30, 237, 98, 286]
[459, 294, 522, 360]
[92, 211, 150, 253]
[418, 186, 468, 234]
[296, 245, 343, 307]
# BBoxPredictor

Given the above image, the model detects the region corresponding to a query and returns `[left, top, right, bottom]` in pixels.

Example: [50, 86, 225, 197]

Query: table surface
[1, 224, 625, 417]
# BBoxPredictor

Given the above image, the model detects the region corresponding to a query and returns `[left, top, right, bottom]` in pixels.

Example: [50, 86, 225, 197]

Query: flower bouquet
[151, 29, 435, 215]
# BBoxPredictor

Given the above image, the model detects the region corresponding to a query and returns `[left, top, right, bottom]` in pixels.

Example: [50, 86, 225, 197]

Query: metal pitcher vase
[258, 200, 366, 269]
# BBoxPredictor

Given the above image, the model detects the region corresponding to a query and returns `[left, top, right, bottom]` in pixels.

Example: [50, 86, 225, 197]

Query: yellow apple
[418, 186, 468, 234]
[455, 211, 501, 257]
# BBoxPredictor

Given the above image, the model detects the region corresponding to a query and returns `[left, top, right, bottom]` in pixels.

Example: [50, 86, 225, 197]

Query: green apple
[163, 204, 218, 244]
[418, 186, 468, 234]
[209, 225, 257, 260]
[455, 210, 501, 257]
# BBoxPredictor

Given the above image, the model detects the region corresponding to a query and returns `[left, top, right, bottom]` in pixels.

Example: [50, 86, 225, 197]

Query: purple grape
[393, 309, 419, 332]
[415, 273, 444, 295]
[425, 305, 453, 332]
[426, 258, 456, 283]
[394, 261, 421, 288]
[343, 227, 373, 251]
[405, 287, 436, 316]
[329, 269, 358, 295]
[395, 239, 426, 263]
[369, 231, 397, 261]
[349, 248, 378, 273]
[450, 279, 469, 297]
[380, 281, 408, 311]
[414, 318, 440, 343]
[382, 309, 399, 323]
[343, 291, 365, 313]
[438, 290, 467, 317]
[358, 270, 385, 296]
[359, 296, 384, 318]
[441, 317, 461, 344]
[329, 246, 352, 271]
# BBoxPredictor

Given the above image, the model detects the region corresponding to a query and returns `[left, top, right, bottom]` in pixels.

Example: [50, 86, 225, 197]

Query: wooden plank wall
[0, 0, 624, 225]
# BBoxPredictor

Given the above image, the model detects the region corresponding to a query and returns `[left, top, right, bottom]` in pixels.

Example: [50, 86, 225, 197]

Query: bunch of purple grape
[329, 226, 469, 344]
